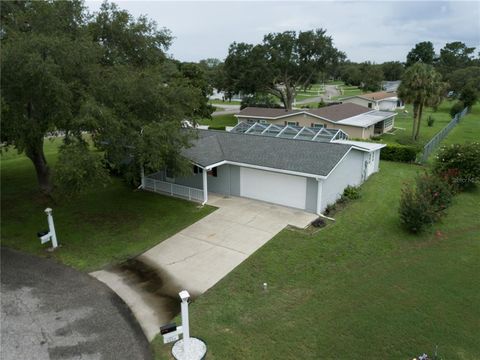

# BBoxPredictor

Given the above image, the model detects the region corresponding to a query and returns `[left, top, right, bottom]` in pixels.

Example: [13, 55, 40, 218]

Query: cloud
[85, 1, 480, 63]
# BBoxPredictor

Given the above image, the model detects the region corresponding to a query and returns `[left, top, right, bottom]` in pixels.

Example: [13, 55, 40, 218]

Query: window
[368, 103, 372, 108]
[193, 165, 203, 174]
[312, 123, 324, 129]
[287, 121, 296, 126]
[247, 118, 255, 124]
[208, 167, 218, 177]
[259, 119, 267, 124]
[384, 117, 393, 129]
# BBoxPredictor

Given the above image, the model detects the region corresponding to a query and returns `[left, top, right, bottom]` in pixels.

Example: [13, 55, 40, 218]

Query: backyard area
[152, 113, 480, 359]
[375, 101, 479, 147]
[0, 140, 215, 271]
[199, 113, 237, 128]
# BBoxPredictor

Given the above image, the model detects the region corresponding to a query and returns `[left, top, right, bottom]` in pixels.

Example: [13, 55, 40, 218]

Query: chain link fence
[418, 107, 468, 164]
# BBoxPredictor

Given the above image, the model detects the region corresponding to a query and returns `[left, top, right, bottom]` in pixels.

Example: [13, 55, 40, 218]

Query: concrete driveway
[91, 195, 316, 340]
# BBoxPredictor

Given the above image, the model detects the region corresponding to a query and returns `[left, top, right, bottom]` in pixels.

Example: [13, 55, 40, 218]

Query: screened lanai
[230, 121, 349, 142]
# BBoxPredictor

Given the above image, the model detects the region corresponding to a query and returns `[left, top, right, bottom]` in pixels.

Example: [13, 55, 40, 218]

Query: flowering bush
[433, 143, 480, 191]
[399, 173, 453, 233]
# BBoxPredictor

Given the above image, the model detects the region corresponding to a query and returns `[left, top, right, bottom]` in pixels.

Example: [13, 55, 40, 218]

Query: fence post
[188, 188, 191, 200]
[154, 179, 157, 193]
[170, 183, 173, 196]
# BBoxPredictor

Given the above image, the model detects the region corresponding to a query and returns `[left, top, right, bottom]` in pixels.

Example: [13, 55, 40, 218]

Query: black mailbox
[160, 323, 177, 335]
[37, 230, 49, 238]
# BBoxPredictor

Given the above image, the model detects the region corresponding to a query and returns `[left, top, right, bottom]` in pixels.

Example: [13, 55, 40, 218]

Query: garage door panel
[240, 167, 306, 209]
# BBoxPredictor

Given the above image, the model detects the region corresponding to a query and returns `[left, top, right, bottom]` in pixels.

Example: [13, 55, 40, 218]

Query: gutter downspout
[316, 178, 335, 221]
[202, 167, 208, 205]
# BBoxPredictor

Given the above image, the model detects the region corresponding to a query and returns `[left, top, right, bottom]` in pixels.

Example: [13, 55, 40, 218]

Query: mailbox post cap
[45, 208, 53, 214]
[179, 290, 190, 302]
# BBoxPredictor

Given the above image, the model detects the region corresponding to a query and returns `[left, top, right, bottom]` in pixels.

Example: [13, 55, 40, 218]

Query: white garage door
[240, 167, 307, 209]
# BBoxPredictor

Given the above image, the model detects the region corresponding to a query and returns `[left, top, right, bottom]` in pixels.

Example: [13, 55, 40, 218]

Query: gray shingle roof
[182, 130, 353, 177]
[236, 103, 371, 122]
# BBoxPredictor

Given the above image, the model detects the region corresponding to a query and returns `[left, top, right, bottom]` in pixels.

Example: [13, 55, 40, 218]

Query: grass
[153, 160, 480, 359]
[333, 84, 364, 100]
[1, 139, 215, 272]
[209, 99, 241, 106]
[439, 104, 480, 146]
[377, 101, 479, 147]
[198, 114, 237, 128]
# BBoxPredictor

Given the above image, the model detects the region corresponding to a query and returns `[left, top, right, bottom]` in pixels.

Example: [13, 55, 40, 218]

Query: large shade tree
[1, 1, 207, 194]
[406, 41, 436, 67]
[222, 29, 345, 110]
[398, 63, 445, 141]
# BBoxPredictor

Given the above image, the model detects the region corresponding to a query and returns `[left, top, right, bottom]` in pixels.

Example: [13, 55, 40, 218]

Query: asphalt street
[1, 247, 152, 360]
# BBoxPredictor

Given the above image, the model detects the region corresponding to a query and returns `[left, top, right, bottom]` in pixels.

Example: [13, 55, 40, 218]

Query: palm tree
[398, 63, 445, 141]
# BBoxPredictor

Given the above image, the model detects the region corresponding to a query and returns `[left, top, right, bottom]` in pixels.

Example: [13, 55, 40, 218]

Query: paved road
[1, 247, 152, 360]
[212, 103, 241, 116]
[91, 195, 316, 340]
[296, 84, 341, 105]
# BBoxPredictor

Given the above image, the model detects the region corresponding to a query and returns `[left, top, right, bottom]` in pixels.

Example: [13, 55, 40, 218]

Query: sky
[85, 1, 480, 63]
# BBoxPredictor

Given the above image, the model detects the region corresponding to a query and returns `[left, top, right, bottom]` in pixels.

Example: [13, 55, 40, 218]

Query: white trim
[323, 148, 354, 179]
[206, 160, 327, 179]
[202, 168, 208, 205]
[316, 179, 323, 215]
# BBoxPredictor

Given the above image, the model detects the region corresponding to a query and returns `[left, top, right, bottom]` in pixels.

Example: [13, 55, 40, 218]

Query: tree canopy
[406, 41, 436, 67]
[1, 0, 209, 195]
[398, 63, 445, 141]
[222, 29, 345, 110]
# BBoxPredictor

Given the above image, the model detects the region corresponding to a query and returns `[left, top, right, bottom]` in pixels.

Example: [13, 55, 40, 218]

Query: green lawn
[199, 114, 237, 128]
[333, 84, 363, 99]
[1, 140, 215, 272]
[153, 160, 480, 359]
[209, 99, 241, 106]
[439, 104, 480, 146]
[377, 101, 479, 147]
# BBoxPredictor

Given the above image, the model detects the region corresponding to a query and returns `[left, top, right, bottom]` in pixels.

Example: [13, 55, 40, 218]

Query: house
[234, 103, 396, 139]
[382, 80, 401, 92]
[142, 130, 385, 214]
[340, 91, 404, 111]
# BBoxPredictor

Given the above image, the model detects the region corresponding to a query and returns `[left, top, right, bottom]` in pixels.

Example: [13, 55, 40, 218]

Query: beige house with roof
[340, 91, 404, 111]
[235, 103, 396, 139]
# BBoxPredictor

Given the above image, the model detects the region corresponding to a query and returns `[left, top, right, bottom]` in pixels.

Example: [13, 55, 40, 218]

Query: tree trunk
[415, 102, 424, 141]
[25, 138, 53, 195]
[411, 102, 419, 140]
[284, 85, 295, 111]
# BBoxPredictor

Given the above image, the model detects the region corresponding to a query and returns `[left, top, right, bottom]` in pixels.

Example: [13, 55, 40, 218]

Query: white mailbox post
[37, 208, 58, 250]
[161, 290, 207, 360]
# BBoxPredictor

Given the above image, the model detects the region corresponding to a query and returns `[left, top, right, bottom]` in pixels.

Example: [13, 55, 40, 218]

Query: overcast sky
[86, 1, 480, 63]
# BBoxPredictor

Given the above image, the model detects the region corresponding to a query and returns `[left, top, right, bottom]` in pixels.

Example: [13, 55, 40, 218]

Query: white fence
[143, 177, 204, 202]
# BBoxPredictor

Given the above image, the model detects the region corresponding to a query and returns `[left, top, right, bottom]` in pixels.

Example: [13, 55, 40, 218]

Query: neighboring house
[340, 91, 404, 111]
[234, 103, 396, 139]
[382, 80, 401, 92]
[142, 130, 385, 214]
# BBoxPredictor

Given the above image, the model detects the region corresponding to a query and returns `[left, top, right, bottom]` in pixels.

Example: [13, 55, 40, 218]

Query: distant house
[142, 129, 385, 214]
[234, 103, 396, 139]
[382, 80, 401, 92]
[340, 91, 404, 111]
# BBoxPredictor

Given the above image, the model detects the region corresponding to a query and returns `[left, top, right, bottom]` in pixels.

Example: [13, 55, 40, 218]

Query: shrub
[427, 115, 435, 127]
[208, 125, 226, 131]
[433, 143, 480, 191]
[324, 203, 336, 216]
[311, 218, 326, 228]
[399, 173, 453, 233]
[450, 101, 465, 117]
[317, 100, 326, 108]
[380, 144, 418, 163]
[343, 185, 360, 200]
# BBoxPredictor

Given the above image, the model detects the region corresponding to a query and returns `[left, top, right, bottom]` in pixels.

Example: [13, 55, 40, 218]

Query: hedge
[380, 144, 418, 163]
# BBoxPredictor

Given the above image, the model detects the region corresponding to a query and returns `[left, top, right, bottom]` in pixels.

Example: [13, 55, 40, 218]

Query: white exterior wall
[378, 99, 398, 111]
[320, 150, 364, 211]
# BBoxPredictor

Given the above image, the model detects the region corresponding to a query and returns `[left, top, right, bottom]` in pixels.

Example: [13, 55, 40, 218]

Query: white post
[179, 290, 190, 355]
[316, 179, 323, 215]
[45, 208, 58, 249]
[202, 168, 208, 205]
